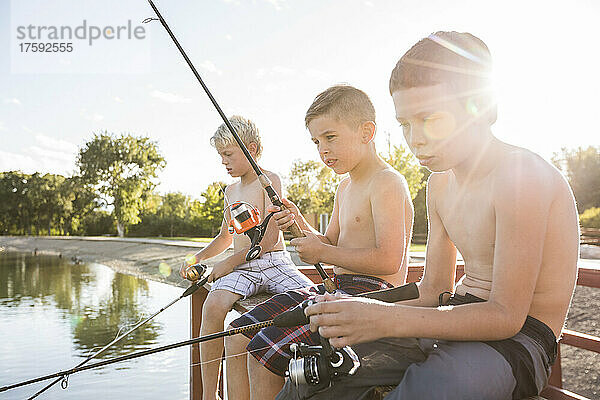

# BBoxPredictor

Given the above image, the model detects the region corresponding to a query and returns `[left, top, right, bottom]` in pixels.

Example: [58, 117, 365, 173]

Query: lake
[0, 252, 190, 399]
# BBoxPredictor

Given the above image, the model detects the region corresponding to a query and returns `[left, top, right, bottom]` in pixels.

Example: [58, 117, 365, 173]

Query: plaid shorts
[228, 274, 394, 376]
[210, 251, 313, 299]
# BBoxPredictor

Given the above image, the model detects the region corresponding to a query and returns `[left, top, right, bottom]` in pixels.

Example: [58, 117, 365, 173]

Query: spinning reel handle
[184, 263, 208, 282]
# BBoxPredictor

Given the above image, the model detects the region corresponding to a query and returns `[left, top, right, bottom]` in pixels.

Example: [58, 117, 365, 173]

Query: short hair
[305, 84, 376, 129]
[389, 31, 493, 96]
[210, 115, 262, 159]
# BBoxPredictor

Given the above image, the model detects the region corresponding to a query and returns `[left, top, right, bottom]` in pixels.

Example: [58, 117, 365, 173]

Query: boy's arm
[402, 173, 457, 307]
[294, 171, 408, 274]
[306, 158, 557, 347]
[266, 178, 349, 245]
[179, 196, 233, 279]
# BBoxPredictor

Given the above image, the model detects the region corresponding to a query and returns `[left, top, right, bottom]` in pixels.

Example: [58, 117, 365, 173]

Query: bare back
[435, 145, 579, 337]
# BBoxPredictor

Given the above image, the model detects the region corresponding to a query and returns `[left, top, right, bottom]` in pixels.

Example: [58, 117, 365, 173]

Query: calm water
[0, 252, 190, 399]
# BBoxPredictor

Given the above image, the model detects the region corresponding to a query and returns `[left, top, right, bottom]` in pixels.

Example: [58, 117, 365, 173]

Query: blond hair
[305, 85, 375, 130]
[210, 115, 262, 158]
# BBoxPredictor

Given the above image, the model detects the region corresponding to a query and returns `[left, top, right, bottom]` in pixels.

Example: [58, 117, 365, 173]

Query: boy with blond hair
[281, 32, 579, 400]
[225, 85, 413, 399]
[179, 115, 312, 400]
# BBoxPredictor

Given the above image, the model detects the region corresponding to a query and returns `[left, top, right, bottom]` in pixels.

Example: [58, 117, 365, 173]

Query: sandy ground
[1, 236, 598, 399]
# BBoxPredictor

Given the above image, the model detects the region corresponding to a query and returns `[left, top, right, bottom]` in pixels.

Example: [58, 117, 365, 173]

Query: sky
[0, 0, 599, 199]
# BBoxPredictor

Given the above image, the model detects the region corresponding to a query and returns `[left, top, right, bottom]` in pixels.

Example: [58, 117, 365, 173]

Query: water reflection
[0, 252, 159, 358]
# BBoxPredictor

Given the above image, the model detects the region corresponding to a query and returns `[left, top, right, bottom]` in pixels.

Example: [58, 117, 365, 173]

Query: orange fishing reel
[224, 201, 274, 261]
[228, 202, 261, 235]
[183, 263, 208, 282]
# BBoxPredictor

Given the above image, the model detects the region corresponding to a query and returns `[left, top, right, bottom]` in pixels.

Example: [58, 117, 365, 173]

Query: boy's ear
[247, 142, 258, 157]
[360, 121, 376, 144]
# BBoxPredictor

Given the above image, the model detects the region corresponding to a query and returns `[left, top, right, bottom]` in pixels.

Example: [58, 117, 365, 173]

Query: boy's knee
[225, 328, 250, 350]
[202, 291, 235, 316]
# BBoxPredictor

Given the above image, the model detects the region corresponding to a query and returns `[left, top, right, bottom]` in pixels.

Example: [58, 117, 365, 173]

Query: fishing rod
[142, 0, 336, 293]
[1, 282, 419, 393]
[24, 268, 209, 399]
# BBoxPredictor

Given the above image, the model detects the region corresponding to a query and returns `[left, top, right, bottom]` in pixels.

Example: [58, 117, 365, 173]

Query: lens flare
[184, 254, 196, 265]
[158, 262, 172, 277]
[424, 111, 456, 140]
[465, 97, 479, 116]
[70, 315, 85, 329]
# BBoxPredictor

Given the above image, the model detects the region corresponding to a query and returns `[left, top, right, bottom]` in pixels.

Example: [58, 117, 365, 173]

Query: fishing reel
[225, 201, 274, 261]
[183, 263, 208, 282]
[286, 339, 360, 390]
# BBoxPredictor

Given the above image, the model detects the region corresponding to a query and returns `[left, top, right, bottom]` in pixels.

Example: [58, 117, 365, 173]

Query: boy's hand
[179, 254, 198, 279]
[207, 260, 234, 283]
[305, 293, 393, 348]
[290, 230, 324, 264]
[266, 198, 301, 231]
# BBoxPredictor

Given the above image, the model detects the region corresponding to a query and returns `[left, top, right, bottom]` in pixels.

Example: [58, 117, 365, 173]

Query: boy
[225, 85, 413, 399]
[179, 115, 312, 400]
[281, 32, 579, 399]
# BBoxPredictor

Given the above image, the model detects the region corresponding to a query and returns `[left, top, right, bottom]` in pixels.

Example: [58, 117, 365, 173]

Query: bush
[580, 207, 600, 228]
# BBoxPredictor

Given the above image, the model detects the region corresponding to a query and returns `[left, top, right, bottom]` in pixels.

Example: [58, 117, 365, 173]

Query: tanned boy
[179, 115, 312, 400]
[281, 32, 579, 400]
[225, 85, 413, 399]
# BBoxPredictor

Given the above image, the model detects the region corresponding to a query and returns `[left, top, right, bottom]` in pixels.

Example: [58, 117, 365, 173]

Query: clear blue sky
[1, 0, 598, 198]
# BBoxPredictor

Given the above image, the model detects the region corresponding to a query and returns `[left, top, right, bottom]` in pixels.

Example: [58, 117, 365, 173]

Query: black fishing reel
[286, 340, 360, 390]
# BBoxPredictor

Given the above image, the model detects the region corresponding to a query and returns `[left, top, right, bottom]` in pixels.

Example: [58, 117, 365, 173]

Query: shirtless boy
[279, 32, 580, 400]
[179, 115, 312, 400]
[225, 85, 413, 399]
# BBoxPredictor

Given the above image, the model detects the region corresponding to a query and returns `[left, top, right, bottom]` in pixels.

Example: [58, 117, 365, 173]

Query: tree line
[1, 132, 598, 238]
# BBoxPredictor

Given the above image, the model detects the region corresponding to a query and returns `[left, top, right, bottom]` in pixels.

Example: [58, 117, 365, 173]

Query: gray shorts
[276, 294, 556, 400]
[210, 251, 313, 299]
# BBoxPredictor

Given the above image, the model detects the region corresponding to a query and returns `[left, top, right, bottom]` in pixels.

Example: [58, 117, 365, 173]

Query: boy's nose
[408, 128, 427, 148]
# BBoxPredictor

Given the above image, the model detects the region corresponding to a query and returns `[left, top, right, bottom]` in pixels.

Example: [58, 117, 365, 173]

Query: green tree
[158, 192, 190, 237]
[197, 182, 226, 236]
[580, 207, 600, 229]
[60, 176, 99, 235]
[77, 132, 166, 237]
[380, 143, 429, 239]
[286, 160, 341, 215]
[380, 144, 426, 200]
[552, 146, 600, 213]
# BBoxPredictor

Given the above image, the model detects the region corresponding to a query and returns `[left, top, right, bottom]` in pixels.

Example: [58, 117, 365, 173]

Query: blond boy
[285, 32, 579, 400]
[225, 85, 413, 399]
[179, 115, 312, 400]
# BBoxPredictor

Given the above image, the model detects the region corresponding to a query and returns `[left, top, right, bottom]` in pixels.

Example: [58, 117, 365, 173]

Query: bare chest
[338, 186, 374, 246]
[227, 183, 265, 214]
[437, 184, 496, 262]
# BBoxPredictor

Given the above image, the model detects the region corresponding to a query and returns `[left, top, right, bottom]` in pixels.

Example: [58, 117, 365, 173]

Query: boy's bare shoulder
[368, 167, 410, 198]
[492, 146, 564, 199]
[262, 168, 281, 183]
[426, 170, 452, 197]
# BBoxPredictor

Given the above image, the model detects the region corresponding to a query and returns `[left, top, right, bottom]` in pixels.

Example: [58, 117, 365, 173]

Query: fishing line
[24, 278, 206, 399]
[188, 345, 273, 368]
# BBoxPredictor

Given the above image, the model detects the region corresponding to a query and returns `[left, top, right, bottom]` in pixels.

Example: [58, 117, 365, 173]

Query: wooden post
[548, 344, 562, 388]
[190, 288, 209, 400]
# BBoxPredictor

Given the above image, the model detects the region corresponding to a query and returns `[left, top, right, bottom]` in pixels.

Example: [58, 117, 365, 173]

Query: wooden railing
[189, 264, 600, 400]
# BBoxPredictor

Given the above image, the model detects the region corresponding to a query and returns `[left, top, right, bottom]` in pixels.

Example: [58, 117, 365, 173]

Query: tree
[380, 144, 426, 200]
[286, 160, 341, 216]
[158, 192, 190, 237]
[380, 144, 429, 239]
[197, 182, 226, 237]
[77, 132, 166, 237]
[552, 146, 600, 213]
[60, 176, 99, 235]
